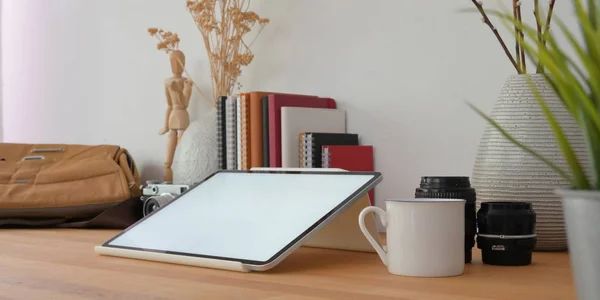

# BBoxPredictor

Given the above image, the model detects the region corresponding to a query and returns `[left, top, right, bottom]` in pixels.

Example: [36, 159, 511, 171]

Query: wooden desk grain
[0, 229, 575, 299]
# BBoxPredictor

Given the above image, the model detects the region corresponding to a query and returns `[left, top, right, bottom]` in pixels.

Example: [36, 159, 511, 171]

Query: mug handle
[358, 206, 388, 266]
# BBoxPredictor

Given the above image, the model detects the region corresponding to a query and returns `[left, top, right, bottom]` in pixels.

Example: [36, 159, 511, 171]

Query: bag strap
[0, 197, 143, 229]
[115, 148, 141, 197]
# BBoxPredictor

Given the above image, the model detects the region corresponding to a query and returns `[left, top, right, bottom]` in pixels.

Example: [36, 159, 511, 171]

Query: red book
[322, 145, 375, 205]
[268, 94, 336, 167]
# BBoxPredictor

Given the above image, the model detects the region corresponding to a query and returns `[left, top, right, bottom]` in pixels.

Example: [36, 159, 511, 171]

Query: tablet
[95, 170, 382, 272]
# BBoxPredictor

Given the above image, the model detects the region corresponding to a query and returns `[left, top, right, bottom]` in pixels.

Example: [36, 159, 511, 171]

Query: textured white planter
[556, 189, 600, 300]
[172, 109, 218, 186]
[472, 74, 588, 251]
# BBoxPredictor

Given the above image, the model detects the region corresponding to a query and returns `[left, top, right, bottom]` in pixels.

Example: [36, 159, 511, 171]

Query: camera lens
[477, 201, 537, 266]
[415, 176, 476, 263]
[143, 194, 176, 216]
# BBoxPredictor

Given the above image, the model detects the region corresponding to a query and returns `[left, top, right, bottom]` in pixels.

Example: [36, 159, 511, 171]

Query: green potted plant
[469, 1, 600, 299]
[469, 0, 588, 251]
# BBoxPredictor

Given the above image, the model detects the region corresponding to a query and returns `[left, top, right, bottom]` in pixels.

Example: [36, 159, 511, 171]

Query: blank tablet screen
[105, 171, 379, 265]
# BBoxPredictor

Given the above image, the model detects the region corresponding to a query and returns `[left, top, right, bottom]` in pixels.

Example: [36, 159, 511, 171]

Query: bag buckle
[31, 148, 64, 153]
[22, 156, 45, 161]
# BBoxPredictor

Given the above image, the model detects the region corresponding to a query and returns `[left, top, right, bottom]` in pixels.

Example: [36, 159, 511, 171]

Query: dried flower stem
[534, 0, 543, 44]
[148, 28, 212, 105]
[176, 58, 211, 104]
[187, 0, 269, 106]
[542, 0, 556, 46]
[516, 4, 526, 73]
[513, 0, 521, 73]
[534, 0, 544, 73]
[472, 0, 521, 73]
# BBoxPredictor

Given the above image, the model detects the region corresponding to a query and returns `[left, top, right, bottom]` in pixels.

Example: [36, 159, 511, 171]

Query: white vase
[472, 74, 589, 251]
[556, 189, 600, 300]
[172, 108, 218, 186]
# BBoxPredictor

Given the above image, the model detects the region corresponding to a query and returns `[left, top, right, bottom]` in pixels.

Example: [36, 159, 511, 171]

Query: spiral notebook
[216, 96, 227, 170]
[225, 96, 237, 170]
[281, 108, 347, 168]
[322, 145, 375, 204]
[239, 94, 251, 170]
[299, 133, 359, 168]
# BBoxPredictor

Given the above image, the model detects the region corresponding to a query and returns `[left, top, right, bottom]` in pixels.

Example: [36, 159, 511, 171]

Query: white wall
[1, 0, 579, 206]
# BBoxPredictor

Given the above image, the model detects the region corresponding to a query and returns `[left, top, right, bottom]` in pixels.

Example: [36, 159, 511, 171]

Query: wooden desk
[0, 229, 575, 299]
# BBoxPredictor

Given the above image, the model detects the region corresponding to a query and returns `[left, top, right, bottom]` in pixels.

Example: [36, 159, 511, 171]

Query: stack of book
[216, 92, 375, 203]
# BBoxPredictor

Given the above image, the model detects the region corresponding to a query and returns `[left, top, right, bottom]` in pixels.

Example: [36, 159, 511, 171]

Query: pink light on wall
[1, 0, 65, 142]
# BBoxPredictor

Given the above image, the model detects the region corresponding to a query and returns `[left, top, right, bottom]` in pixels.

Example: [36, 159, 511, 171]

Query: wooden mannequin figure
[159, 50, 193, 183]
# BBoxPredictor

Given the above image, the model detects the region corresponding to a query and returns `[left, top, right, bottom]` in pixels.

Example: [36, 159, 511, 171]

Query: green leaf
[574, 0, 600, 66]
[580, 111, 600, 187]
[589, 0, 599, 29]
[492, 11, 600, 138]
[467, 102, 574, 185]
[547, 19, 600, 102]
[513, 20, 600, 138]
[526, 77, 591, 189]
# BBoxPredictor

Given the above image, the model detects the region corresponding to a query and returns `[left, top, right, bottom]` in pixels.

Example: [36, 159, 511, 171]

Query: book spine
[261, 96, 270, 167]
[216, 97, 224, 170]
[236, 95, 242, 170]
[322, 146, 331, 168]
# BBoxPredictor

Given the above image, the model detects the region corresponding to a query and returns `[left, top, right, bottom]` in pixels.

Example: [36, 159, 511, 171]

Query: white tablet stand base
[94, 245, 250, 272]
[250, 168, 381, 253]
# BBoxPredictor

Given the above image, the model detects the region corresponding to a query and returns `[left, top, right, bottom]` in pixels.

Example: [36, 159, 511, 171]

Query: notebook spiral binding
[225, 96, 237, 170]
[240, 95, 250, 170]
[216, 97, 225, 170]
[299, 133, 315, 168]
[322, 146, 332, 168]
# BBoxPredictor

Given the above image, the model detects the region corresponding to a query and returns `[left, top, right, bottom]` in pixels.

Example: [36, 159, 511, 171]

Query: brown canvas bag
[0, 143, 143, 228]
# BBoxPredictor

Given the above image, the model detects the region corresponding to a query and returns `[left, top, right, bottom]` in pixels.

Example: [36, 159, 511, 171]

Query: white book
[225, 96, 237, 170]
[280, 107, 346, 168]
[236, 95, 242, 170]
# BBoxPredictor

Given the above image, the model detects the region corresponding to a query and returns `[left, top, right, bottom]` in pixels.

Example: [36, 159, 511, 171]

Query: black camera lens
[477, 201, 537, 266]
[142, 194, 176, 216]
[415, 176, 476, 263]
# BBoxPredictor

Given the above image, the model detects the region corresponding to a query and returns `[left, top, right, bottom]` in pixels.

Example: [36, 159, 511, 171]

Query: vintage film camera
[141, 180, 190, 216]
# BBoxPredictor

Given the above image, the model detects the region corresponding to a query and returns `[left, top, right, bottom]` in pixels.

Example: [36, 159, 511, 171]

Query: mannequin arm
[182, 79, 193, 107]
[159, 82, 173, 135]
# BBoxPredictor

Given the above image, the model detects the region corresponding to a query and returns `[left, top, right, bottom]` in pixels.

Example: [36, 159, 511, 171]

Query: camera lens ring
[142, 193, 176, 216]
[477, 201, 537, 266]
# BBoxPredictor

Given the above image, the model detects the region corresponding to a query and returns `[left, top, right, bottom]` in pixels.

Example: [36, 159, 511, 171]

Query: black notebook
[216, 96, 228, 170]
[261, 95, 270, 167]
[299, 133, 359, 168]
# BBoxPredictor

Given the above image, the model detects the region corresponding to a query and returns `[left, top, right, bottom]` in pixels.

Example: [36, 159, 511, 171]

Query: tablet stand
[250, 167, 381, 253]
[95, 168, 382, 272]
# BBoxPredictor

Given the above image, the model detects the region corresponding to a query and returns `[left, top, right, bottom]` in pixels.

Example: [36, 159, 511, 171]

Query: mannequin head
[170, 50, 185, 77]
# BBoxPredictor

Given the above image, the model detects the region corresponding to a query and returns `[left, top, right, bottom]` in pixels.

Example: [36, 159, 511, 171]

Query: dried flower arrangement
[148, 28, 211, 104]
[147, 1, 268, 107]
[471, 0, 556, 74]
[148, 28, 181, 53]
[186, 0, 269, 106]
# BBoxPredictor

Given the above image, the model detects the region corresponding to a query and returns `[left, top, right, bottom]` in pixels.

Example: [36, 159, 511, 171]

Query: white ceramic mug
[359, 199, 465, 277]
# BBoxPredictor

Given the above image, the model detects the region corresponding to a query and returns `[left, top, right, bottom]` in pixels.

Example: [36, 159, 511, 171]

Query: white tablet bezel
[96, 169, 382, 272]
